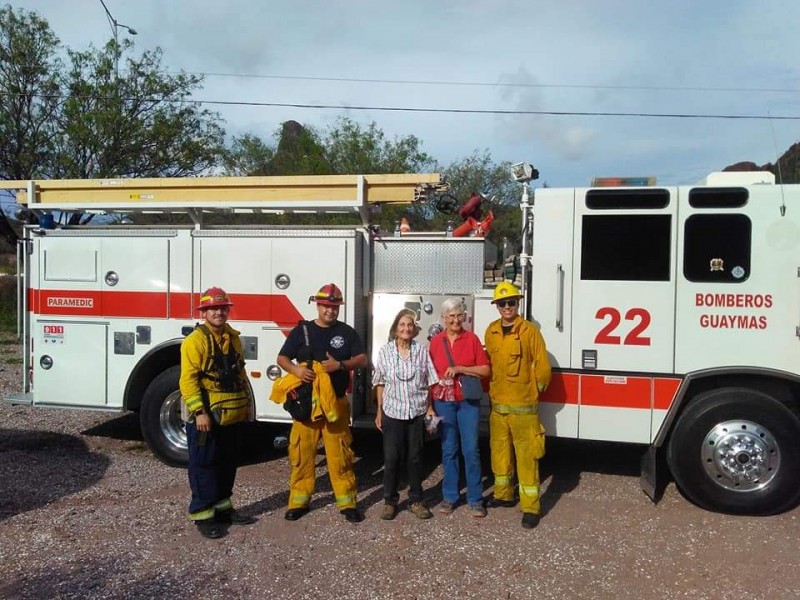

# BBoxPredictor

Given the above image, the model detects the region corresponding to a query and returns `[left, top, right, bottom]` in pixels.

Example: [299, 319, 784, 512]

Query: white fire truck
[3, 168, 800, 517]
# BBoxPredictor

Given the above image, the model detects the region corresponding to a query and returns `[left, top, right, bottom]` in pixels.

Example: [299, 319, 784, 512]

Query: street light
[99, 0, 137, 78]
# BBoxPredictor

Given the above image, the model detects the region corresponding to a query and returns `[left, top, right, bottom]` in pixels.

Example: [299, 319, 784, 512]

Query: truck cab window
[683, 214, 752, 283]
[581, 214, 672, 281]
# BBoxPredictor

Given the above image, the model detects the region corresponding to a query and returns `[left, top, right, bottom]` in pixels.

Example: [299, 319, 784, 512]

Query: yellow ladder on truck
[0, 173, 446, 213]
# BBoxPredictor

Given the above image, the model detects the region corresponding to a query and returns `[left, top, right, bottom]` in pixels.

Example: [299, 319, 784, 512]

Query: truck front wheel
[140, 365, 189, 467]
[667, 387, 800, 515]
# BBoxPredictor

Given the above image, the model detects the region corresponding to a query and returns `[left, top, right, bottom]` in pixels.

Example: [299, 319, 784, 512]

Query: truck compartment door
[33, 322, 107, 406]
[570, 187, 678, 443]
[531, 188, 577, 438]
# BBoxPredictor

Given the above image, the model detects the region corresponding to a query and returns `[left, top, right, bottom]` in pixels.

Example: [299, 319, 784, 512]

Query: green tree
[0, 4, 60, 181]
[323, 116, 432, 174]
[223, 133, 275, 176]
[0, 4, 62, 242]
[323, 116, 434, 232]
[437, 151, 522, 259]
[0, 5, 226, 240]
[52, 40, 224, 179]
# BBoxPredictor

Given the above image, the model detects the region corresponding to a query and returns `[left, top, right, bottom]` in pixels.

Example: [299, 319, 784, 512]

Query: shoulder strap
[442, 336, 455, 367]
[301, 321, 313, 369]
[195, 323, 216, 373]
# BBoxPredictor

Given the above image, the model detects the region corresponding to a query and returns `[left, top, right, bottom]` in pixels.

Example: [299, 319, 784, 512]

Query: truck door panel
[532, 188, 577, 438]
[570, 187, 678, 442]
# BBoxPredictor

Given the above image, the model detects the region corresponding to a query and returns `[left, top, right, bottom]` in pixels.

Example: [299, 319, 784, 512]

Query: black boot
[341, 508, 363, 523]
[195, 518, 224, 539]
[284, 507, 310, 521]
[521, 513, 540, 529]
[216, 509, 257, 525]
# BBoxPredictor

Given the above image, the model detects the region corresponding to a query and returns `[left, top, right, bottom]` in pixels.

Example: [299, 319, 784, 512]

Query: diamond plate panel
[373, 238, 484, 293]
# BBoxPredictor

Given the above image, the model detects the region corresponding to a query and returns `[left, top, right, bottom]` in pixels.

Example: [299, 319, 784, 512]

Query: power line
[2, 91, 799, 120]
[152, 99, 800, 120]
[171, 71, 800, 95]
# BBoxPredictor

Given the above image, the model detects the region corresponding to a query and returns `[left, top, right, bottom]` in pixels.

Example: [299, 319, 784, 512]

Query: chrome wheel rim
[701, 419, 779, 491]
[159, 390, 188, 452]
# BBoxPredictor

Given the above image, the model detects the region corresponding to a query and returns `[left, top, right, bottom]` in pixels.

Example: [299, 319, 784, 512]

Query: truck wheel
[667, 387, 800, 515]
[140, 365, 188, 467]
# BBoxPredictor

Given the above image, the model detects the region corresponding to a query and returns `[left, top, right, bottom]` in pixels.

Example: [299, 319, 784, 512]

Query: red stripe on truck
[29, 288, 304, 331]
[540, 372, 682, 410]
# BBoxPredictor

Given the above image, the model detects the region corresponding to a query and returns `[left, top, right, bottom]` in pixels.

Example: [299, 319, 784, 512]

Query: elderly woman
[372, 309, 440, 520]
[428, 298, 491, 518]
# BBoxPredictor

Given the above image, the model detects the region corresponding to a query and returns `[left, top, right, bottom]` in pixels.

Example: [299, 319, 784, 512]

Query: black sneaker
[341, 508, 363, 523]
[216, 509, 257, 525]
[284, 507, 310, 521]
[487, 497, 517, 508]
[521, 513, 540, 529]
[195, 518, 224, 539]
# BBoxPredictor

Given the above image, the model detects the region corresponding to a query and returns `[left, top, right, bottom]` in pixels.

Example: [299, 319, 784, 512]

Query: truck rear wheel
[667, 387, 800, 515]
[140, 366, 188, 467]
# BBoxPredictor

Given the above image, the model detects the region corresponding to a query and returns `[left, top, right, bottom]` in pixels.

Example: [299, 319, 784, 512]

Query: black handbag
[284, 322, 313, 421]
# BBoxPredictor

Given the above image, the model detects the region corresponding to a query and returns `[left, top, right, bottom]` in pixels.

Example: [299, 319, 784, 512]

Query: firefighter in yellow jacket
[180, 287, 256, 539]
[277, 283, 368, 523]
[484, 282, 552, 529]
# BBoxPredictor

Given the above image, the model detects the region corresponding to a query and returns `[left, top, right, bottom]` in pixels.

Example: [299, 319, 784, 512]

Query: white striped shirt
[371, 340, 440, 420]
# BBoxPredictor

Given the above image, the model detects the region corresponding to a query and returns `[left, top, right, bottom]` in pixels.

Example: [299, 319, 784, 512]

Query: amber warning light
[591, 176, 656, 187]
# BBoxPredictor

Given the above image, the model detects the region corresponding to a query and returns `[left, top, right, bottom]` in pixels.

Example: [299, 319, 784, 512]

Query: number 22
[594, 307, 651, 346]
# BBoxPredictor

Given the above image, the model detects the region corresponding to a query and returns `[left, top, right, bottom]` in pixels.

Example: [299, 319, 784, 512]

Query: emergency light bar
[591, 176, 657, 187]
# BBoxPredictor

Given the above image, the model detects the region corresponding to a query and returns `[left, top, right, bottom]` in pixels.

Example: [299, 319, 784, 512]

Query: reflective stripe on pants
[489, 411, 541, 514]
[288, 397, 357, 510]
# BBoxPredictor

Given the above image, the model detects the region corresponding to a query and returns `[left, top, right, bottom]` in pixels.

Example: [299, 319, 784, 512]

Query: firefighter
[180, 286, 257, 539]
[484, 281, 552, 529]
[277, 283, 368, 523]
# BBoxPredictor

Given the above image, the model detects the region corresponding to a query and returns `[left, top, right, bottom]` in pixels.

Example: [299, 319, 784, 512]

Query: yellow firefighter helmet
[491, 281, 522, 304]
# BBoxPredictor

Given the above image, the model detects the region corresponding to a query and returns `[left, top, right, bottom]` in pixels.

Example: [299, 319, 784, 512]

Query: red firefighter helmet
[196, 286, 234, 310]
[310, 283, 344, 306]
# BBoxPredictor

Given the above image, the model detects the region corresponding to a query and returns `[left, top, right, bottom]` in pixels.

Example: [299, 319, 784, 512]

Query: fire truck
[3, 168, 800, 516]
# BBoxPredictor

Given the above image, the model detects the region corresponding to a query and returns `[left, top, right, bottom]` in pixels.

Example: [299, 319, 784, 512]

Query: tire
[667, 387, 800, 515]
[140, 365, 188, 467]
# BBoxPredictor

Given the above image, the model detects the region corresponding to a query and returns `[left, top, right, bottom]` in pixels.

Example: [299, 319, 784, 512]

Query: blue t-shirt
[279, 320, 365, 397]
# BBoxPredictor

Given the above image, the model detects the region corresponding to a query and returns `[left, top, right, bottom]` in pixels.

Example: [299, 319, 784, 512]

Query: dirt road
[2, 391, 800, 600]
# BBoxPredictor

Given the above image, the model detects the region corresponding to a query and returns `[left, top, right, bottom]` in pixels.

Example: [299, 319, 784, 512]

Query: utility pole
[99, 0, 137, 79]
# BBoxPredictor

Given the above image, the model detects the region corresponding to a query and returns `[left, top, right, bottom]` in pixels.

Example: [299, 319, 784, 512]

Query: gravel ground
[2, 334, 800, 600]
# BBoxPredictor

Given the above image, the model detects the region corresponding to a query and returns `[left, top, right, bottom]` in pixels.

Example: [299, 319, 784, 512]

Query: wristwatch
[338, 360, 346, 371]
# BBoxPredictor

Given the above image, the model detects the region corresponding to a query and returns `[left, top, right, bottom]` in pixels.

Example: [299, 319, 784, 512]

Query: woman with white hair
[428, 298, 491, 518]
[372, 308, 440, 520]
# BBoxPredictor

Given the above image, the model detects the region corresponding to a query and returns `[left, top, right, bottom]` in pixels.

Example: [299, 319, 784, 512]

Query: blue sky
[13, 0, 800, 188]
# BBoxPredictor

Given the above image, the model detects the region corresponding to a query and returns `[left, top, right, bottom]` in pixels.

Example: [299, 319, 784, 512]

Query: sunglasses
[496, 299, 518, 308]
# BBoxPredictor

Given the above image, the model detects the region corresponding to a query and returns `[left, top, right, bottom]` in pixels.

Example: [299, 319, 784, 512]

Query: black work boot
[521, 513, 541, 529]
[284, 507, 310, 521]
[341, 508, 363, 523]
[487, 497, 517, 508]
[195, 518, 224, 539]
[216, 509, 257, 526]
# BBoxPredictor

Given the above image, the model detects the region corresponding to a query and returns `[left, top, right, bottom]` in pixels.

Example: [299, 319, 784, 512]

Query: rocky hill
[724, 142, 800, 183]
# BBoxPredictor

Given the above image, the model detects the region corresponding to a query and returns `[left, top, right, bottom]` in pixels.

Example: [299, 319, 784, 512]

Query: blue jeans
[434, 398, 483, 505]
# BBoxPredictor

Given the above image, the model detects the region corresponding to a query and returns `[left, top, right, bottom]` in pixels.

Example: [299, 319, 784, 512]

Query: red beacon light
[591, 176, 656, 187]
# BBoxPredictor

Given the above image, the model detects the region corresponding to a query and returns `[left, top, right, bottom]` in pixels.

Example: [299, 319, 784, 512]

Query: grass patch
[0, 276, 16, 334]
[3, 356, 21, 364]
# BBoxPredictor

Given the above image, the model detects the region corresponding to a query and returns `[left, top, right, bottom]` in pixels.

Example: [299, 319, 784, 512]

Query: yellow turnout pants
[490, 410, 545, 514]
[287, 397, 357, 510]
